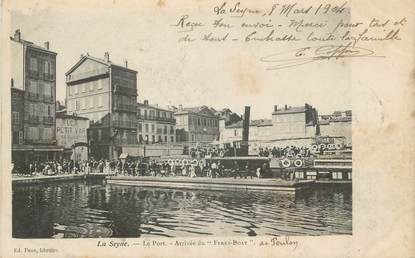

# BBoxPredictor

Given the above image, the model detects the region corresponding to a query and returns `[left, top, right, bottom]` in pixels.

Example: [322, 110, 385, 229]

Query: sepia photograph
[8, 0, 353, 240]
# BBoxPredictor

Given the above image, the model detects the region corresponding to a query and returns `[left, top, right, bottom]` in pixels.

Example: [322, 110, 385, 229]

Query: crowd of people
[12, 158, 269, 179]
[258, 146, 312, 158]
[189, 146, 233, 159]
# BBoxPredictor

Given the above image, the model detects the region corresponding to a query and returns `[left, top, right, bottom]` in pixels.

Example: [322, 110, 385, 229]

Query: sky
[8, 0, 351, 119]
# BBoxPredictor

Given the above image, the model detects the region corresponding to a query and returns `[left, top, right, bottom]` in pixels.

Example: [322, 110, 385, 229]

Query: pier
[12, 173, 108, 185]
[106, 176, 315, 192]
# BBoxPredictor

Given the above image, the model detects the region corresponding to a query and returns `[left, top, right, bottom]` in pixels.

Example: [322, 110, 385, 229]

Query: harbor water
[13, 179, 352, 238]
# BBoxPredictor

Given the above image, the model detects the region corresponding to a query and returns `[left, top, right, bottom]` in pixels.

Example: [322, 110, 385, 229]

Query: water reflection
[13, 180, 352, 238]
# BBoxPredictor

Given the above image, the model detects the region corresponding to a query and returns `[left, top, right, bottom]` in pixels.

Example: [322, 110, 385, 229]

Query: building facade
[319, 110, 352, 145]
[10, 30, 62, 164]
[174, 106, 220, 144]
[65, 53, 138, 159]
[56, 113, 89, 161]
[271, 104, 318, 139]
[219, 104, 320, 153]
[137, 100, 176, 144]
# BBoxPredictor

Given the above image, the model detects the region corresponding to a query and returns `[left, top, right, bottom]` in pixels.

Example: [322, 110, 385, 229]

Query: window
[189, 116, 192, 125]
[158, 135, 162, 142]
[332, 172, 343, 180]
[295, 172, 304, 179]
[98, 129, 102, 141]
[44, 83, 51, 97]
[97, 79, 103, 89]
[138, 123, 142, 133]
[139, 135, 143, 143]
[75, 100, 80, 111]
[12, 112, 19, 125]
[151, 124, 155, 133]
[163, 125, 167, 134]
[44, 61, 51, 75]
[145, 124, 149, 133]
[171, 136, 174, 142]
[234, 130, 237, 136]
[29, 57, 37, 71]
[164, 136, 167, 142]
[152, 135, 155, 143]
[198, 118, 201, 126]
[170, 126, 174, 134]
[47, 105, 51, 116]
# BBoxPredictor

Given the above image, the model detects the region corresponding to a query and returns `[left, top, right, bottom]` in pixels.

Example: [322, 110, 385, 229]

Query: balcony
[114, 103, 137, 112]
[66, 67, 109, 83]
[44, 95, 54, 103]
[28, 70, 39, 78]
[137, 115, 175, 123]
[26, 115, 39, 123]
[43, 116, 54, 124]
[43, 73, 55, 81]
[25, 92, 40, 100]
[25, 138, 56, 145]
[112, 120, 136, 128]
[113, 85, 137, 96]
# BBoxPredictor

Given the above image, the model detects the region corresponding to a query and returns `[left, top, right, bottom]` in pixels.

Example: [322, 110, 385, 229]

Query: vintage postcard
[0, 0, 414, 257]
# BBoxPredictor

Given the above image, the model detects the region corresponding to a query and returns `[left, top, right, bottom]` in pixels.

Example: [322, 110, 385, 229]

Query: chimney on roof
[104, 52, 110, 62]
[284, 104, 287, 110]
[14, 29, 21, 41]
[124, 59, 128, 68]
[274, 105, 278, 112]
[144, 100, 149, 106]
[44, 41, 49, 50]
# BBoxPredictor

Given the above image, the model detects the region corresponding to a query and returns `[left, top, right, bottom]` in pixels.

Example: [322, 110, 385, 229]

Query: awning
[12, 145, 64, 152]
[119, 153, 129, 159]
[33, 147, 65, 152]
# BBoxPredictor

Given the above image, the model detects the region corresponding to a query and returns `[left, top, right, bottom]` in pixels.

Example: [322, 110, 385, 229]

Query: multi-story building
[215, 108, 242, 126]
[11, 88, 25, 146]
[219, 104, 320, 153]
[10, 29, 62, 164]
[271, 104, 318, 139]
[137, 100, 176, 144]
[56, 113, 89, 161]
[319, 110, 352, 145]
[65, 52, 138, 159]
[174, 105, 220, 144]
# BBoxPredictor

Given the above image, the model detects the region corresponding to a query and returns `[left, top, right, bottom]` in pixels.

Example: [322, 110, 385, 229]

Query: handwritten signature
[260, 43, 385, 70]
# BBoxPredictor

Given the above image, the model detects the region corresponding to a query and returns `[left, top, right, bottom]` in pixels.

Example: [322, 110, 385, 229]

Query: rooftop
[10, 29, 57, 55]
[56, 112, 89, 120]
[226, 119, 272, 128]
[137, 102, 172, 113]
[65, 52, 137, 75]
[175, 105, 218, 117]
[272, 106, 307, 115]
